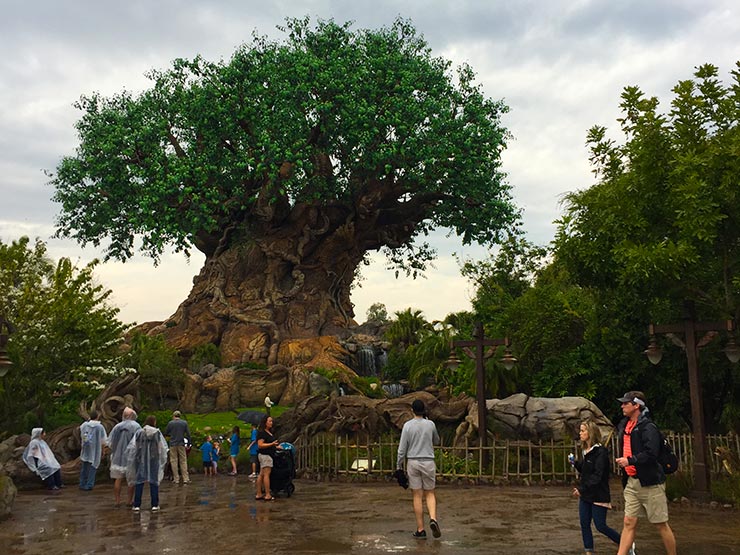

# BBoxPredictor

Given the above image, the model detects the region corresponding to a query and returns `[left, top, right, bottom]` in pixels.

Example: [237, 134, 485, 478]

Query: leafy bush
[189, 343, 221, 372]
[126, 333, 183, 406]
[0, 236, 128, 433]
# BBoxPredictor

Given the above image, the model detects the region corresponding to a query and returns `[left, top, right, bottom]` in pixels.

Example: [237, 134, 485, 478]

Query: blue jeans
[579, 499, 621, 550]
[134, 482, 159, 508]
[79, 461, 97, 490]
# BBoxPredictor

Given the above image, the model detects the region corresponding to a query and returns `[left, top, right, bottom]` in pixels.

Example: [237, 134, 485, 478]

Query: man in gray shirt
[164, 410, 191, 484]
[397, 399, 441, 539]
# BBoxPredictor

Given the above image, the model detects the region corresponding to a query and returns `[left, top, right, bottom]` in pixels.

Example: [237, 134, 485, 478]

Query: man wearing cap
[397, 399, 441, 539]
[164, 410, 192, 484]
[615, 391, 676, 555]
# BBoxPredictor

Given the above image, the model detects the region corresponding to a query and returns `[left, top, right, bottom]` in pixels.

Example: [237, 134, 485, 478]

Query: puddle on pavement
[1, 479, 739, 554]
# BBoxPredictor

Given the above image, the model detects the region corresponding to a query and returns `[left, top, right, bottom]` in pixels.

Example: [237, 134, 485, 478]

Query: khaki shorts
[258, 454, 274, 468]
[407, 459, 436, 490]
[624, 477, 669, 523]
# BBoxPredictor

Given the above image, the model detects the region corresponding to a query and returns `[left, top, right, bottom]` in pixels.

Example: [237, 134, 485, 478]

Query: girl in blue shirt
[228, 426, 240, 475]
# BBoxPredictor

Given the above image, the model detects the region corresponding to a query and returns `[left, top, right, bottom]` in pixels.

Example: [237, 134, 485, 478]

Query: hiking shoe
[628, 542, 636, 555]
[151, 506, 160, 512]
[132, 506, 140, 512]
[412, 530, 426, 539]
[430, 519, 441, 538]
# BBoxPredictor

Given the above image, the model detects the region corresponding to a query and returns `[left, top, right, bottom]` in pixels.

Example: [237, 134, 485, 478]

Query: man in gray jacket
[164, 410, 191, 484]
[397, 399, 441, 539]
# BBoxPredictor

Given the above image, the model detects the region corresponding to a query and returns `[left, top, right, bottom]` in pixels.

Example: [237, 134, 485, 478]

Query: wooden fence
[294, 431, 740, 482]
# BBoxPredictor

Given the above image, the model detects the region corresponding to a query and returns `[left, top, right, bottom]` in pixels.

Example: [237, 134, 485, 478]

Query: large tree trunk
[159, 209, 364, 365]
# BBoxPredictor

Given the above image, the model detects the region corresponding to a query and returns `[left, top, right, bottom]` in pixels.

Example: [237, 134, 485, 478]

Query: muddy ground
[1, 476, 738, 554]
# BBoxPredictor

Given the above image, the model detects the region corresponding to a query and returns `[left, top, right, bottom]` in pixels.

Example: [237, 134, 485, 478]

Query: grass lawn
[147, 405, 292, 475]
[150, 405, 291, 444]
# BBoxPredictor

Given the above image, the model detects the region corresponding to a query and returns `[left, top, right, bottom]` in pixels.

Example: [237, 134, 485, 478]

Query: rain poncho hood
[107, 418, 141, 475]
[79, 419, 108, 468]
[22, 428, 61, 480]
[125, 425, 168, 485]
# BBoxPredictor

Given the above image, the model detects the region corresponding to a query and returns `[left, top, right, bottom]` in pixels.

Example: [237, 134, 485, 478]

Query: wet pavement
[1, 476, 739, 554]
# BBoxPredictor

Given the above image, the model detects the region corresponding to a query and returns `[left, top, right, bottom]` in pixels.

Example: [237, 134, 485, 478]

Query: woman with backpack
[570, 420, 628, 555]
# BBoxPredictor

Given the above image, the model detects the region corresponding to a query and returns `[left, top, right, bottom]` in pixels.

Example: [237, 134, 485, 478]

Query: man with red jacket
[615, 391, 676, 555]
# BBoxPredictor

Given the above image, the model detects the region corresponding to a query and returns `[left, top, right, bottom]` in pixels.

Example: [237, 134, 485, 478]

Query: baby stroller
[270, 443, 296, 497]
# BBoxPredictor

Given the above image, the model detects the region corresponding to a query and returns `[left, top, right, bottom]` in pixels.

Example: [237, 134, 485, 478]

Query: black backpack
[657, 430, 679, 475]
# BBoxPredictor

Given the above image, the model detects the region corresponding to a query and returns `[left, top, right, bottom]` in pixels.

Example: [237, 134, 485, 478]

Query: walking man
[615, 391, 677, 555]
[79, 409, 107, 491]
[397, 398, 441, 539]
[264, 393, 273, 416]
[164, 410, 191, 484]
[107, 406, 141, 506]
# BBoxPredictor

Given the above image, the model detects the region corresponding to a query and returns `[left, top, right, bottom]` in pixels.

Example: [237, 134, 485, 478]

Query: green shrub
[189, 343, 221, 372]
[351, 376, 384, 398]
[711, 475, 740, 505]
[665, 471, 692, 501]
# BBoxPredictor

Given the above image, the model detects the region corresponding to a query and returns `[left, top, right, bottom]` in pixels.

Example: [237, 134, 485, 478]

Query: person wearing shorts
[397, 399, 441, 539]
[107, 407, 141, 507]
[615, 391, 676, 555]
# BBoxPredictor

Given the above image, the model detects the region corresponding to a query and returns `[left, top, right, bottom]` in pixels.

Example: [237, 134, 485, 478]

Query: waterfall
[356, 346, 377, 376]
[382, 383, 404, 398]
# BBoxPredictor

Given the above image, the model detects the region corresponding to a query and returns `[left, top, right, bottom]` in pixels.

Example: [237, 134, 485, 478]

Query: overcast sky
[1, 1, 739, 326]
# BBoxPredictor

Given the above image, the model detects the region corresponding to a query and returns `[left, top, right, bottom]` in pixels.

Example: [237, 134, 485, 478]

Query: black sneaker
[430, 519, 441, 538]
[412, 530, 427, 539]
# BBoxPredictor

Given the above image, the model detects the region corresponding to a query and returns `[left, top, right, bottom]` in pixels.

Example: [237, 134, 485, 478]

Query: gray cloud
[1, 1, 738, 323]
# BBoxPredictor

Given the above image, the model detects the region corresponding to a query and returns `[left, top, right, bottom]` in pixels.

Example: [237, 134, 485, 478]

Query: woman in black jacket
[571, 421, 623, 555]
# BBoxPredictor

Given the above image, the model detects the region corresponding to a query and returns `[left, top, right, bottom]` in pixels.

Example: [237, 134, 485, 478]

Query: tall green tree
[51, 18, 519, 366]
[0, 237, 127, 432]
[555, 63, 740, 431]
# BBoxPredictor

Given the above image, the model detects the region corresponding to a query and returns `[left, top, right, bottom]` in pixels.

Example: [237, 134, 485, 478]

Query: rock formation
[274, 391, 613, 448]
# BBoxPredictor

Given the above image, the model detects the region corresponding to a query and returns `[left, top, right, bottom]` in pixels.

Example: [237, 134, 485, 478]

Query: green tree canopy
[556, 63, 740, 316]
[50, 17, 520, 363]
[0, 237, 128, 432]
[553, 62, 740, 430]
[52, 17, 518, 271]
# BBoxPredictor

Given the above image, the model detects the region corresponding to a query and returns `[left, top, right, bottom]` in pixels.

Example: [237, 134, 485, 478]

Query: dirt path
[1, 477, 738, 554]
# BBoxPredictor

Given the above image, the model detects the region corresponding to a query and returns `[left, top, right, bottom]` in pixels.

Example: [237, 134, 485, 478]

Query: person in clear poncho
[107, 407, 141, 506]
[22, 428, 63, 490]
[125, 414, 168, 511]
[79, 409, 108, 491]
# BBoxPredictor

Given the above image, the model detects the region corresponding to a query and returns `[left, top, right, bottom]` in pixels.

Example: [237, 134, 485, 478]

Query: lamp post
[0, 314, 13, 378]
[446, 322, 516, 468]
[644, 300, 738, 496]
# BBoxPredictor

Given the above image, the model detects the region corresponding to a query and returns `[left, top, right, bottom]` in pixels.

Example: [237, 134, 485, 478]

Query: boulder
[0, 474, 17, 520]
[308, 372, 334, 396]
[235, 365, 289, 405]
[482, 394, 613, 443]
[202, 368, 238, 411]
[280, 366, 311, 406]
[181, 372, 204, 413]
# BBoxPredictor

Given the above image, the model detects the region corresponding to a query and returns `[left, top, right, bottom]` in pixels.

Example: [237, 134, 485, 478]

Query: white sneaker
[628, 541, 636, 555]
[151, 506, 160, 512]
[132, 506, 140, 512]
[249, 473, 257, 478]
